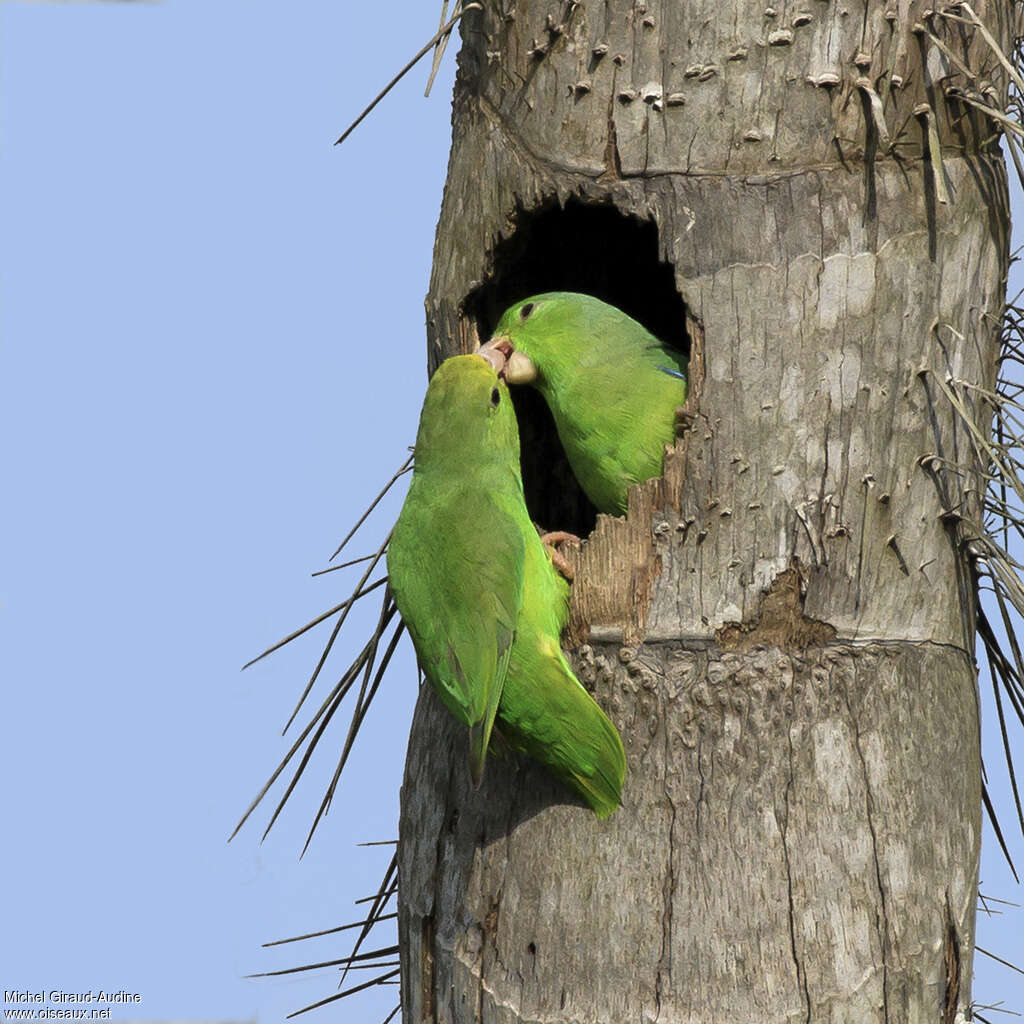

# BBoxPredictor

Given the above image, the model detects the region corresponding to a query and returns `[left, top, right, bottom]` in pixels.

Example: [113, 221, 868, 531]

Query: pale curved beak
[504, 349, 538, 385]
[475, 338, 507, 375]
[477, 336, 538, 385]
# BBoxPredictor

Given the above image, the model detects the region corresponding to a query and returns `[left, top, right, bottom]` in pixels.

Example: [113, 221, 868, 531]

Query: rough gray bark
[400, 1, 1014, 1021]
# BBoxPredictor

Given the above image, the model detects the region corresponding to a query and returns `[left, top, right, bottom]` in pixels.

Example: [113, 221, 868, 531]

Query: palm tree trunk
[399, 2, 1015, 1020]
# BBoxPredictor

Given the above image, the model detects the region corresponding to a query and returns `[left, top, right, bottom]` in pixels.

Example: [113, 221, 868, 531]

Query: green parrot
[478, 292, 688, 515]
[387, 354, 625, 816]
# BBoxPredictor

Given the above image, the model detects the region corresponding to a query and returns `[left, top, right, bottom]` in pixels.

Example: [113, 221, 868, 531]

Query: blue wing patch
[658, 365, 687, 380]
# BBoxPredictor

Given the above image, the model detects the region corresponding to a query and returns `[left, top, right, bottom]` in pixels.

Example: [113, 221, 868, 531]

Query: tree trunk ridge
[400, 1, 1014, 1020]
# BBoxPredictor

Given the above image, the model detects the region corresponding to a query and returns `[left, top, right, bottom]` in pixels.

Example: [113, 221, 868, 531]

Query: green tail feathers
[495, 535, 626, 817]
[467, 715, 491, 789]
[573, 715, 627, 820]
[556, 698, 626, 820]
[496, 654, 626, 818]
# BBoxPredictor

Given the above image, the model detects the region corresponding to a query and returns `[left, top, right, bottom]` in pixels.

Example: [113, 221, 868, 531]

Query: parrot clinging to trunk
[387, 354, 625, 817]
[478, 292, 688, 515]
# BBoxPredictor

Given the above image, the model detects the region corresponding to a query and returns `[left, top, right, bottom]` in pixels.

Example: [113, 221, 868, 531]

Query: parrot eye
[519, 302, 535, 320]
[490, 387, 500, 407]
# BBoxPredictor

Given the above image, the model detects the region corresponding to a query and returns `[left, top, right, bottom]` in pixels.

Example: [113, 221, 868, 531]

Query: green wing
[389, 484, 524, 785]
[551, 339, 685, 514]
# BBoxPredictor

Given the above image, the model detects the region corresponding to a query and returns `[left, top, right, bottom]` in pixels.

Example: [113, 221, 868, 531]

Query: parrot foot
[540, 530, 580, 581]
[674, 406, 696, 437]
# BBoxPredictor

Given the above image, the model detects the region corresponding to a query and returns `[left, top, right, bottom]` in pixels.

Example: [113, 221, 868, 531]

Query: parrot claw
[540, 530, 581, 581]
[674, 406, 695, 437]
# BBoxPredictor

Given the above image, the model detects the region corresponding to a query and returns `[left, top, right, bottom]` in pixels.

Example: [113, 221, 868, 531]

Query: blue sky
[0, 1, 1020, 1021]
[0, 2, 444, 1020]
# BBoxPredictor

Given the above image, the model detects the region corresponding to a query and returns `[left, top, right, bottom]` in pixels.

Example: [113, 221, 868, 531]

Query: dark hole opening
[465, 198, 690, 537]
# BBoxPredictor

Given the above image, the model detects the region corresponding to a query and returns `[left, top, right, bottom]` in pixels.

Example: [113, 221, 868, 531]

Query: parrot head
[412, 354, 521, 476]
[476, 293, 577, 386]
[477, 292, 616, 388]
[478, 291, 686, 391]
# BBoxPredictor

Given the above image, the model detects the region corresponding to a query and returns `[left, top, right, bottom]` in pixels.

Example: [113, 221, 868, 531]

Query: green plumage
[497, 532, 625, 818]
[489, 292, 688, 515]
[387, 356, 521, 785]
[387, 355, 625, 815]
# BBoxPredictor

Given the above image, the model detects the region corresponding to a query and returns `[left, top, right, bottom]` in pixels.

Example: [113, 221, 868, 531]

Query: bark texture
[400, 1, 1014, 1021]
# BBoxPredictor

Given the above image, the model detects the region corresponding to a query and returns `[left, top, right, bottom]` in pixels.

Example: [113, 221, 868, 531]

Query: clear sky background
[0, 2, 1021, 1022]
